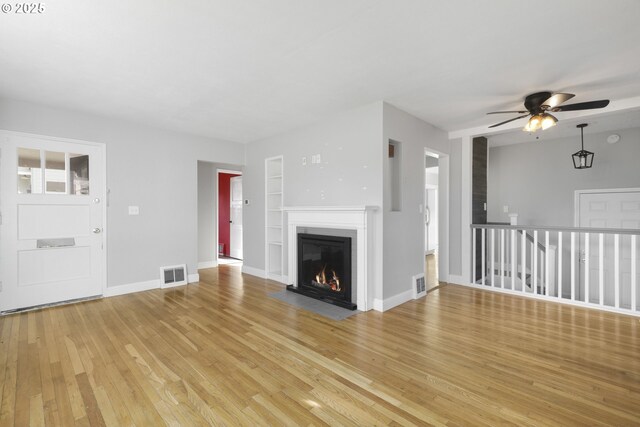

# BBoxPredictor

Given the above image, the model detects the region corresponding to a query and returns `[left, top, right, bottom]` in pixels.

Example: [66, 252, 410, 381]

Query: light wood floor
[425, 253, 438, 291]
[1, 265, 639, 426]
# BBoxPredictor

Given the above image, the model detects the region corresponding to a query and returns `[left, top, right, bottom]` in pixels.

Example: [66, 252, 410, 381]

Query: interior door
[425, 188, 438, 254]
[578, 190, 640, 307]
[0, 132, 105, 312]
[229, 176, 243, 260]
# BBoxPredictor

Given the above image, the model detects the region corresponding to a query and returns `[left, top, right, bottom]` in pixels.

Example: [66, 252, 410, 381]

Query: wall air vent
[160, 264, 187, 289]
[413, 273, 426, 299]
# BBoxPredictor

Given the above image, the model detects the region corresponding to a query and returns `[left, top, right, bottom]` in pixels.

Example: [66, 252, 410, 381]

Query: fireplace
[286, 233, 355, 310]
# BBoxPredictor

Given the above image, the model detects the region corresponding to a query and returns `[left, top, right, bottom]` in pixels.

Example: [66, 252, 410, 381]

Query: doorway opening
[197, 162, 242, 271]
[217, 170, 243, 264]
[425, 153, 440, 291]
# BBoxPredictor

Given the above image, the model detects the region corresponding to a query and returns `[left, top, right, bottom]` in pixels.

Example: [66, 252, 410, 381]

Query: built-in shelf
[265, 155, 284, 283]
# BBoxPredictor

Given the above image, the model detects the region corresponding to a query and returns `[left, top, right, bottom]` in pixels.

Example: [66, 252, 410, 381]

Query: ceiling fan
[487, 92, 610, 131]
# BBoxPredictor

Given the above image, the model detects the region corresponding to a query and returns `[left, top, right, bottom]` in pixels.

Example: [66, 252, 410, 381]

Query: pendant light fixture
[572, 123, 594, 169]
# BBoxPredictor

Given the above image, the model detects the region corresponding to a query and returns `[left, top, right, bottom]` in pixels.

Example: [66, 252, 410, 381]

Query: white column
[460, 136, 473, 284]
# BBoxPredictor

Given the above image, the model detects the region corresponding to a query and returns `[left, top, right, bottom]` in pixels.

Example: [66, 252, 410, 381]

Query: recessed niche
[389, 140, 402, 211]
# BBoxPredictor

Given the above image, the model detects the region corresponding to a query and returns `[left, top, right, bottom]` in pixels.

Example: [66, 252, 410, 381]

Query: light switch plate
[128, 206, 140, 215]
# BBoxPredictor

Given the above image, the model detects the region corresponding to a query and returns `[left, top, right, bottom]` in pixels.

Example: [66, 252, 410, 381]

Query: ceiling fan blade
[486, 110, 528, 115]
[552, 100, 610, 112]
[542, 93, 575, 109]
[488, 114, 530, 128]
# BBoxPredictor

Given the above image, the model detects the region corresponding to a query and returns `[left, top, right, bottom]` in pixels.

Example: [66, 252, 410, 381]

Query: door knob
[92, 228, 102, 234]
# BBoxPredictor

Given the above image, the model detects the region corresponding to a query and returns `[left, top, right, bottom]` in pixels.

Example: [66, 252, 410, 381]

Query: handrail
[472, 223, 640, 236]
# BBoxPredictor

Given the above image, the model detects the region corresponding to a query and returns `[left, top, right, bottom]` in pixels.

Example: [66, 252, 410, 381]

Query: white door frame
[229, 175, 243, 260]
[0, 129, 108, 297]
[424, 148, 450, 284]
[215, 168, 242, 264]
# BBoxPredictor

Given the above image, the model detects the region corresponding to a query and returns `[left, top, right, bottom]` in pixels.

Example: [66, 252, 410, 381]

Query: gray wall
[0, 98, 244, 288]
[382, 103, 449, 299]
[243, 102, 384, 298]
[197, 162, 216, 265]
[488, 127, 640, 226]
[448, 138, 462, 276]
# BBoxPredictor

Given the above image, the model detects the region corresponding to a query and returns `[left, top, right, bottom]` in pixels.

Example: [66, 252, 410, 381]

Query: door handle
[92, 228, 102, 234]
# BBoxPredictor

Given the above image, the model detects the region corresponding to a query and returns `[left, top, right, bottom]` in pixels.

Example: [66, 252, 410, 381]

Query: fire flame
[315, 265, 341, 291]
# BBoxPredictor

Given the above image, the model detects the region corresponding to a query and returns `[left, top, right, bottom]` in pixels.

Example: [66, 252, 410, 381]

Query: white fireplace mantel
[284, 205, 378, 311]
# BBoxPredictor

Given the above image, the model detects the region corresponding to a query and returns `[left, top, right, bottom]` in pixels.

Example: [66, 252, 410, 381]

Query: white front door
[578, 190, 640, 307]
[229, 176, 243, 260]
[0, 132, 105, 312]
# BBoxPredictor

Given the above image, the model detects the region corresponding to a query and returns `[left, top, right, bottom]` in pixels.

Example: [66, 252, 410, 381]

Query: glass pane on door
[69, 154, 90, 195]
[45, 151, 66, 194]
[17, 148, 42, 194]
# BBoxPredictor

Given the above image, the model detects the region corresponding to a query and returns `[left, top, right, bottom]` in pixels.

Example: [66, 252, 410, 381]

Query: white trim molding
[373, 289, 414, 312]
[447, 275, 466, 286]
[198, 260, 217, 269]
[103, 280, 159, 297]
[104, 272, 198, 298]
[242, 265, 266, 279]
[284, 205, 378, 311]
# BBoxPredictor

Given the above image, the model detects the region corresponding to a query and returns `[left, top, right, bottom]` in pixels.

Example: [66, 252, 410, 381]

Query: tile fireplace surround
[284, 206, 377, 311]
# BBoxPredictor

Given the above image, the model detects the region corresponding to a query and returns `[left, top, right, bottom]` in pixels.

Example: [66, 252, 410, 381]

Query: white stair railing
[471, 224, 640, 317]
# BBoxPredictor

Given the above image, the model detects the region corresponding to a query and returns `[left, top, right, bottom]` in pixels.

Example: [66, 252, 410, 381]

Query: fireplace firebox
[286, 233, 355, 310]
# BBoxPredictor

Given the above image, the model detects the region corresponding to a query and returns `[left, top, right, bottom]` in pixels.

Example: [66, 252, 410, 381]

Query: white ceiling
[2, 0, 640, 143]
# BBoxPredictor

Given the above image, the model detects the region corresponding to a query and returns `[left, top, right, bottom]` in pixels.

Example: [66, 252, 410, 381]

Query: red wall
[218, 173, 240, 257]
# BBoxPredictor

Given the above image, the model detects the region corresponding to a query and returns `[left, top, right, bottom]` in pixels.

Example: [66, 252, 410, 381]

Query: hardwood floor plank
[29, 394, 45, 427]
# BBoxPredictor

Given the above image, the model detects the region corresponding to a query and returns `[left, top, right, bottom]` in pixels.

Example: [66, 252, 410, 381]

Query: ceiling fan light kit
[523, 112, 557, 132]
[572, 123, 594, 169]
[487, 91, 610, 132]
